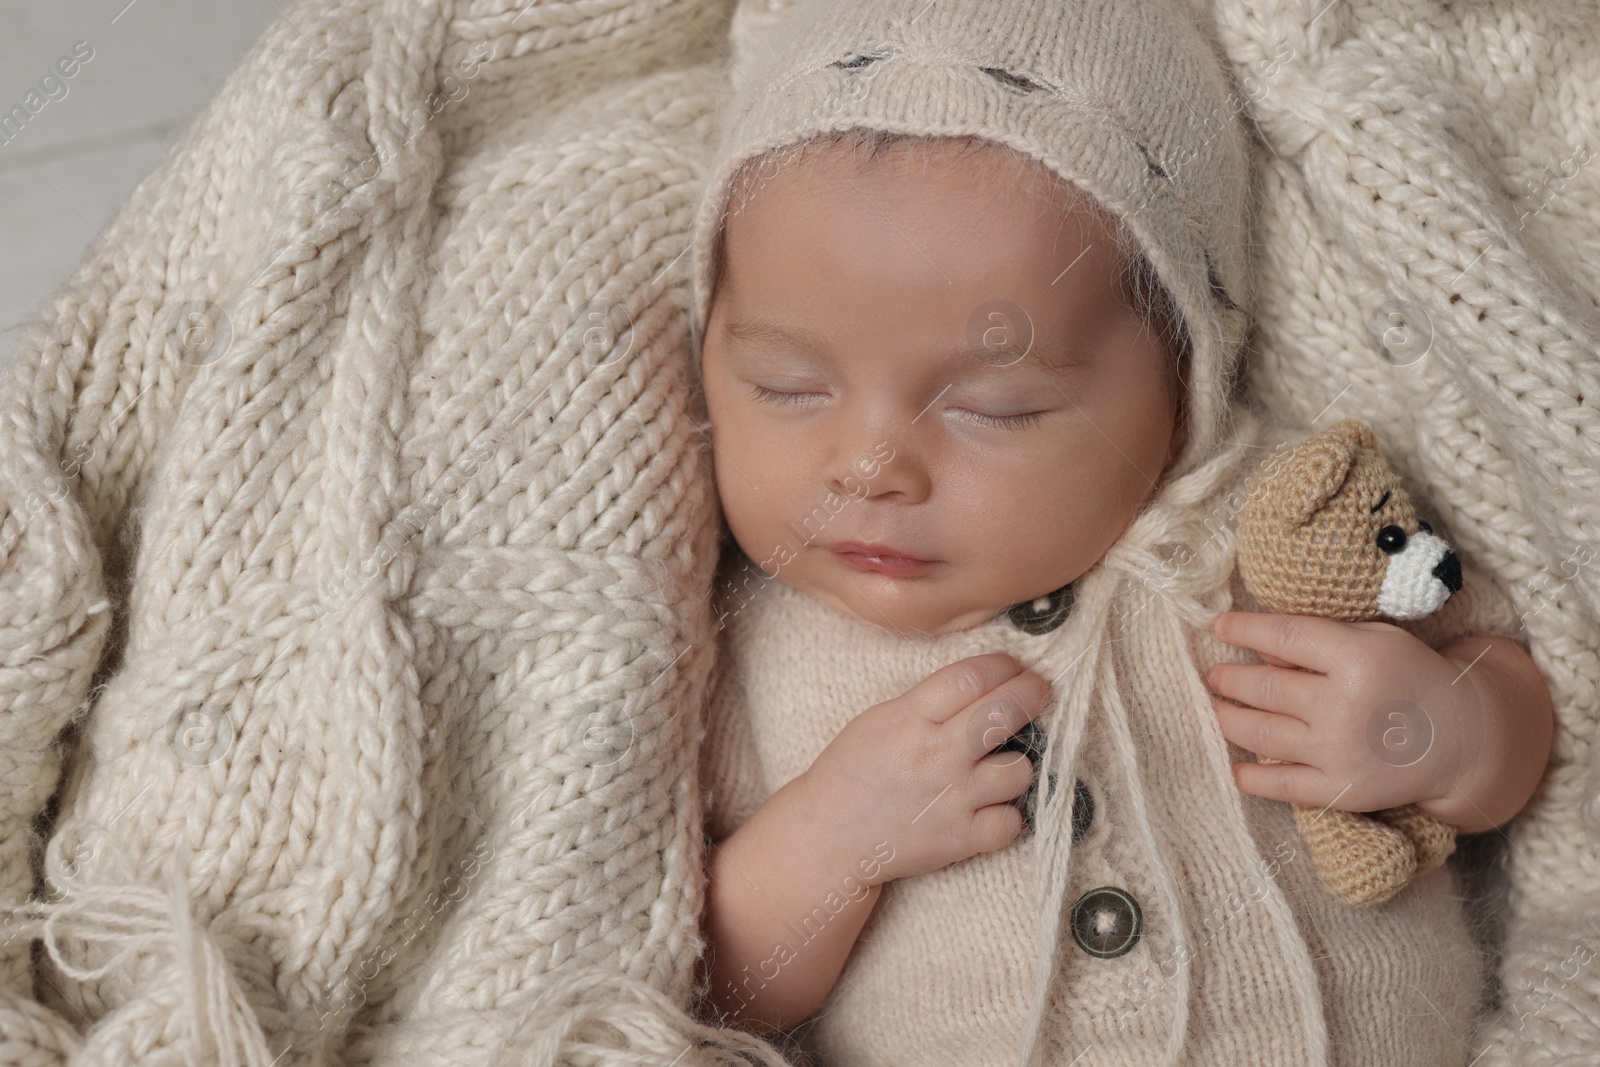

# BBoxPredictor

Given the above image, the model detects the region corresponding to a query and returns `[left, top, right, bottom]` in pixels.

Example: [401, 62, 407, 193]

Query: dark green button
[1007, 582, 1075, 634]
[1072, 887, 1142, 958]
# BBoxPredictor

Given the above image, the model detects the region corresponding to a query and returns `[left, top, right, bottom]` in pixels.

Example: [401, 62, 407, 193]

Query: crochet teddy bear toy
[1235, 418, 1464, 908]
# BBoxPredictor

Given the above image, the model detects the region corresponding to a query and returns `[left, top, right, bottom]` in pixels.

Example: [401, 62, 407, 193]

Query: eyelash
[961, 409, 1046, 431]
[746, 383, 818, 407]
[745, 384, 1046, 431]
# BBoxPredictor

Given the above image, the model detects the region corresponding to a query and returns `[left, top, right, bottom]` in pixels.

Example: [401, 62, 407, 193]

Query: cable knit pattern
[0, 1, 800, 1064]
[0, 0, 1594, 1063]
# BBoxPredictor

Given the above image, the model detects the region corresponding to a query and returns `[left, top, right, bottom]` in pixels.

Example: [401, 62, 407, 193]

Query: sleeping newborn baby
[683, 2, 1554, 1065]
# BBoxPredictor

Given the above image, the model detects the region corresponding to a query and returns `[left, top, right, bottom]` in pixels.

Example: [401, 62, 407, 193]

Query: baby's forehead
[720, 243, 1145, 371]
[710, 135, 1160, 361]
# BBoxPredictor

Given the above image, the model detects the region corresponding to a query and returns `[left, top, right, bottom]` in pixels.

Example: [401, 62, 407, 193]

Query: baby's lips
[826, 539, 933, 562]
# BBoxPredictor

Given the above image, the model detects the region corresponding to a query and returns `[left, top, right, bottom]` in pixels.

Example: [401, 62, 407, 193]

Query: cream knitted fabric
[1201, 1, 1600, 1062]
[0, 1, 798, 1065]
[0, 0, 1596, 1064]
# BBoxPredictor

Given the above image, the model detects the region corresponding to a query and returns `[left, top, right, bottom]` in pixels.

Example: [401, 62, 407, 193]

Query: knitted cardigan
[697, 405, 1530, 1067]
[0, 0, 1596, 1064]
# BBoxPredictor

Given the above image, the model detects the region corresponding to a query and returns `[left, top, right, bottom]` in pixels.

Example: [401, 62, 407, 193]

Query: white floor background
[0, 0, 279, 377]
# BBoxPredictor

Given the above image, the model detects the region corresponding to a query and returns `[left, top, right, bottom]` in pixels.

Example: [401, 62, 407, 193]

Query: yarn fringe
[483, 964, 802, 1067]
[1, 832, 276, 1067]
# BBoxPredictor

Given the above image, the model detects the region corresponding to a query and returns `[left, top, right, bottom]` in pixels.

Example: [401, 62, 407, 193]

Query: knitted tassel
[486, 963, 798, 1067]
[1014, 559, 1112, 1067]
[11, 835, 280, 1066]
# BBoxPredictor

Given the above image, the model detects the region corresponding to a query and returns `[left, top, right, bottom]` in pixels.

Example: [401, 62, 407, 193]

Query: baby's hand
[1204, 612, 1486, 816]
[792, 652, 1051, 887]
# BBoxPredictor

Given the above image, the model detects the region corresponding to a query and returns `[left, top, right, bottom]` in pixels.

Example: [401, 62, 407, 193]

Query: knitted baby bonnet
[684, 4, 1290, 1065]
[687, 0, 1256, 482]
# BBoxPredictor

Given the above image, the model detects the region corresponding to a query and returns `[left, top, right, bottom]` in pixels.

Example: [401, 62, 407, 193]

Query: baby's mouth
[827, 541, 934, 578]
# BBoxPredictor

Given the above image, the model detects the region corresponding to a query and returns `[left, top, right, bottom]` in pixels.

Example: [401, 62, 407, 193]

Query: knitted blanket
[0, 1, 1595, 1066]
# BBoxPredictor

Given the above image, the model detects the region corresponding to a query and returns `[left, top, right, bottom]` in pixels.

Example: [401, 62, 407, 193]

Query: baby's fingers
[967, 802, 1026, 856]
[950, 670, 1051, 765]
[1233, 759, 1394, 813]
[1205, 661, 1321, 719]
[905, 652, 1029, 728]
[970, 749, 1038, 809]
[1231, 759, 1330, 807]
[1211, 698, 1317, 766]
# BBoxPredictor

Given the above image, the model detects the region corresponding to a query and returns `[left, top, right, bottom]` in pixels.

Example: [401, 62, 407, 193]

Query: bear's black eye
[1418, 520, 1432, 535]
[1377, 524, 1407, 554]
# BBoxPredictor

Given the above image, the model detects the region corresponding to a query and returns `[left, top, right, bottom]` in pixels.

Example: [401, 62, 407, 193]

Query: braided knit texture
[0, 0, 802, 1064]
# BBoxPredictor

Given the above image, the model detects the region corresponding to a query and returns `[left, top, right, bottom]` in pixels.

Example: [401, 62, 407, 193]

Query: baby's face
[700, 139, 1185, 635]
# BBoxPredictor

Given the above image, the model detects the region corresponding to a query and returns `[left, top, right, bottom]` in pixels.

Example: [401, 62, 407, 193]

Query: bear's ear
[1326, 418, 1380, 455]
[1266, 432, 1357, 531]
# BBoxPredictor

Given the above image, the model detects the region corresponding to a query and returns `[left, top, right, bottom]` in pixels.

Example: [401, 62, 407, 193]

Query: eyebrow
[722, 317, 1090, 375]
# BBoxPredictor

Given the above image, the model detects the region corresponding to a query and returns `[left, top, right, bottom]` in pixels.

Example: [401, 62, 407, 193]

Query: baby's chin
[790, 566, 1015, 636]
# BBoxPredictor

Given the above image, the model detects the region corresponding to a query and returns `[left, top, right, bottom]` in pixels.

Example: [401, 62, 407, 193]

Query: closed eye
[956, 409, 1047, 431]
[748, 384, 1047, 430]
[747, 383, 825, 406]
